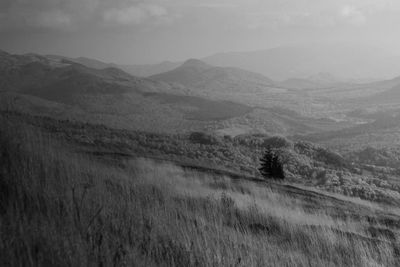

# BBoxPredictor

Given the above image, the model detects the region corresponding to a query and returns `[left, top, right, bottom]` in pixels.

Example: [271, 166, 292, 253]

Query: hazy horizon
[2, 0, 400, 64]
[4, 2, 400, 266]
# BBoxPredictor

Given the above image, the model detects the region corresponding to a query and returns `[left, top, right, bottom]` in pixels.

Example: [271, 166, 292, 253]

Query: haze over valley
[2, 0, 400, 266]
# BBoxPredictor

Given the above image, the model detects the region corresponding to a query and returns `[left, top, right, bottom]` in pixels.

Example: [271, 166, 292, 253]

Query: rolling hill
[148, 58, 314, 113]
[365, 78, 400, 104]
[150, 58, 276, 96]
[47, 54, 180, 77]
[1, 50, 340, 135]
[374, 85, 400, 103]
[0, 50, 258, 132]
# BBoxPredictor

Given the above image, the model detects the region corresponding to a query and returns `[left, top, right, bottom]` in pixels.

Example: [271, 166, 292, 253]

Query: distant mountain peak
[150, 56, 275, 92]
[180, 58, 211, 70]
[0, 49, 10, 56]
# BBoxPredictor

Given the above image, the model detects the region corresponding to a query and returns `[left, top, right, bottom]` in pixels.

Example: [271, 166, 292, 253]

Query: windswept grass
[0, 114, 398, 266]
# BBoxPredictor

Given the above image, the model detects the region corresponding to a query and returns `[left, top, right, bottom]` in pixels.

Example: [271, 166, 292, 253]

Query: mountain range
[16, 44, 400, 83]
[0, 50, 257, 132]
[3, 47, 400, 137]
[1, 49, 342, 135]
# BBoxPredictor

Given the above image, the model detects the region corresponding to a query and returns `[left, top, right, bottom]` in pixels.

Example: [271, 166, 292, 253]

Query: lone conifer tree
[259, 149, 285, 180]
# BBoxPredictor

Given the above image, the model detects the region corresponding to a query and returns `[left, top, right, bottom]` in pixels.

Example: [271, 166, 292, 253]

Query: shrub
[189, 132, 221, 145]
[262, 136, 292, 149]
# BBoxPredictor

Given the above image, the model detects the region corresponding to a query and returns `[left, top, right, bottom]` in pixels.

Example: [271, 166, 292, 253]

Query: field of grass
[1, 114, 400, 266]
[4, 110, 400, 205]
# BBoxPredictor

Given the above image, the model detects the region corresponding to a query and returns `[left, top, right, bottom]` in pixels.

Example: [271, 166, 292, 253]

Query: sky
[1, 0, 400, 64]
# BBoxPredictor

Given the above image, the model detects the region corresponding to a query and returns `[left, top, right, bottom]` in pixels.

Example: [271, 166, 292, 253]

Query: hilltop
[151, 58, 276, 98]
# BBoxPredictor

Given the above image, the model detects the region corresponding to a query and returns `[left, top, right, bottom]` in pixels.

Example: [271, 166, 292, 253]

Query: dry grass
[0, 115, 398, 266]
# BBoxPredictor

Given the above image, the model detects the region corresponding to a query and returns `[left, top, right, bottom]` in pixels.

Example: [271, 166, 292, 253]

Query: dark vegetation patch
[146, 93, 253, 121]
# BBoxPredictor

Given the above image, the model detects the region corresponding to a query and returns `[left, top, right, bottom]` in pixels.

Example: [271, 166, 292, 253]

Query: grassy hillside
[1, 113, 400, 266]
[4, 111, 400, 206]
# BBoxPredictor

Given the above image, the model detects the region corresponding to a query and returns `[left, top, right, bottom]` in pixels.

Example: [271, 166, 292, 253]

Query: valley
[2, 48, 400, 266]
[4, 1, 400, 265]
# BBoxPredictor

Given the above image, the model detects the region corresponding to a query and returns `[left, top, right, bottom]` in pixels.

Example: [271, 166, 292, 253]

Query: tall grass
[0, 115, 398, 266]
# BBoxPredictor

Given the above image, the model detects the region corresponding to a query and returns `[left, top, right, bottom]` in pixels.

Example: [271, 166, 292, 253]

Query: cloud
[103, 3, 168, 26]
[0, 0, 99, 31]
[236, 1, 376, 30]
[0, 0, 174, 31]
[0, 8, 73, 31]
[340, 5, 367, 26]
[30, 10, 73, 29]
[0, 0, 398, 33]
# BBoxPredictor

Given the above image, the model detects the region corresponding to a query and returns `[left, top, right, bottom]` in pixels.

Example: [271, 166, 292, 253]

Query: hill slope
[47, 54, 180, 77]
[369, 81, 400, 104]
[1, 50, 340, 135]
[2, 112, 400, 266]
[150, 59, 276, 96]
[0, 51, 256, 132]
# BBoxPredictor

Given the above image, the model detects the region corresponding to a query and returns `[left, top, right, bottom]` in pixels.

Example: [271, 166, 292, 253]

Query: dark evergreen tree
[271, 154, 285, 179]
[258, 149, 285, 180]
[259, 149, 273, 177]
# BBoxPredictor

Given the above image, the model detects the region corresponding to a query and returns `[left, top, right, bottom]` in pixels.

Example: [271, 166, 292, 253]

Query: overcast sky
[1, 0, 400, 64]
